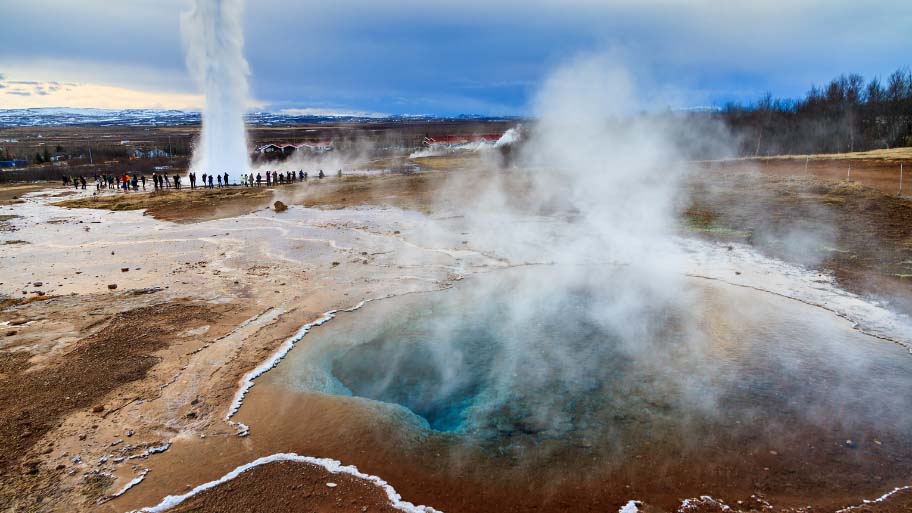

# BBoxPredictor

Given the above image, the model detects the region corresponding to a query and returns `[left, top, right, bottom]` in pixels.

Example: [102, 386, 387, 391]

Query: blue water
[322, 267, 912, 448]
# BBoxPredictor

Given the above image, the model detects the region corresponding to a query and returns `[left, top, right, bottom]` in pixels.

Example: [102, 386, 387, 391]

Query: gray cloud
[0, 0, 910, 113]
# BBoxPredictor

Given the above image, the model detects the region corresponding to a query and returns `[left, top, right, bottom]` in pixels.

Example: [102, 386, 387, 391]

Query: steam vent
[3, 1, 912, 512]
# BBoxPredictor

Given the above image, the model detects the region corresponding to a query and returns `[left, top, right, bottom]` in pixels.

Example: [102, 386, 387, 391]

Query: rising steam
[181, 0, 250, 177]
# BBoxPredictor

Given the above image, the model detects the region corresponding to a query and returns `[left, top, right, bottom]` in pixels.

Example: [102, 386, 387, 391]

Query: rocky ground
[0, 152, 910, 513]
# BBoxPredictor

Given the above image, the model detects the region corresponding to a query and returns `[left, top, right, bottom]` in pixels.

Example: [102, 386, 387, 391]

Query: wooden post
[805, 155, 809, 174]
[847, 165, 851, 182]
[901, 162, 904, 195]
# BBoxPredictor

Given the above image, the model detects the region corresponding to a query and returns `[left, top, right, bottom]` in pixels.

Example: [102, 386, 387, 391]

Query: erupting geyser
[182, 0, 250, 177]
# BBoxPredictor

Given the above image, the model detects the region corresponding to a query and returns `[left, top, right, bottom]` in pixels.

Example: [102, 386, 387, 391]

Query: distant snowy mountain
[0, 108, 515, 128]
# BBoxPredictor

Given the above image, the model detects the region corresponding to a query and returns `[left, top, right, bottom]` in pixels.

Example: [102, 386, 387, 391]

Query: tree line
[719, 67, 912, 156]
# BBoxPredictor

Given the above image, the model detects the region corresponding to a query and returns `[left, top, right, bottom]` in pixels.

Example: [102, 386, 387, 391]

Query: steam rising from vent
[181, 0, 250, 177]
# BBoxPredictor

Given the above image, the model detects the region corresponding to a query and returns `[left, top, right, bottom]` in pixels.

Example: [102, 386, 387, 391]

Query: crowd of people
[236, 169, 327, 187]
[61, 169, 330, 193]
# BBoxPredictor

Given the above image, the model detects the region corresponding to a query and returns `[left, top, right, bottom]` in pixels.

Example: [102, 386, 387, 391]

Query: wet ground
[0, 153, 910, 513]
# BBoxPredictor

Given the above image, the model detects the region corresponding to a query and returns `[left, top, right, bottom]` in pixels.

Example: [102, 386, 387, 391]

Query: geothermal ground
[1, 152, 911, 513]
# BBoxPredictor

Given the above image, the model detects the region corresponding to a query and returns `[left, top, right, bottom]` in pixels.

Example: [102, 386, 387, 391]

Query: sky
[1, 0, 910, 116]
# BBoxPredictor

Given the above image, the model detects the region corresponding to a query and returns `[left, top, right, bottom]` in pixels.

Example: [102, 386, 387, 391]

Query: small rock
[5, 331, 16, 337]
[55, 464, 65, 471]
[107, 284, 117, 290]
[273, 200, 288, 212]
[78, 434, 87, 441]
[186, 411, 197, 419]
[121, 268, 129, 273]
[71, 455, 81, 464]
[33, 282, 43, 287]
[331, 262, 340, 267]
[92, 405, 105, 413]
[126, 429, 134, 437]
[844, 439, 858, 449]
[326, 482, 337, 488]
[9, 318, 28, 326]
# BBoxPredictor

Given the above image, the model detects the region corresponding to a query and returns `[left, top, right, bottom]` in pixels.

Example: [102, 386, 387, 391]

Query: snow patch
[131, 452, 442, 513]
[618, 500, 640, 513]
[224, 298, 377, 434]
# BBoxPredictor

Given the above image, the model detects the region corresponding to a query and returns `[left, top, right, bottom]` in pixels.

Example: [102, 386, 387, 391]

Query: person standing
[256, 173, 262, 186]
[223, 172, 229, 186]
[208, 174, 214, 189]
[140, 175, 146, 190]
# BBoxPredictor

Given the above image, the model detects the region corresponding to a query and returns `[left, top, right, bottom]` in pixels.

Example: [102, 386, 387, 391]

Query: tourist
[223, 172, 229, 186]
[217, 174, 222, 188]
[140, 175, 146, 190]
[174, 174, 181, 190]
[208, 174, 214, 189]
[256, 173, 262, 186]
[298, 170, 304, 181]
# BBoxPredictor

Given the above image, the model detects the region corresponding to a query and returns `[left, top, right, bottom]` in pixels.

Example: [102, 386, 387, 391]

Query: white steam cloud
[181, 0, 251, 178]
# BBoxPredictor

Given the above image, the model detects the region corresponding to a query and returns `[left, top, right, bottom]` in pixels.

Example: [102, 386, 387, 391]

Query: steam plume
[181, 0, 250, 178]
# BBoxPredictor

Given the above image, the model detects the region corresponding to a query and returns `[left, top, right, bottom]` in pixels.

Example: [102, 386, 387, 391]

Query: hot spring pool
[253, 266, 912, 510]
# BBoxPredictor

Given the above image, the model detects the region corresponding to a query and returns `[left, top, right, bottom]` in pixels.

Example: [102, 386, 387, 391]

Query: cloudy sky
[1, 0, 910, 115]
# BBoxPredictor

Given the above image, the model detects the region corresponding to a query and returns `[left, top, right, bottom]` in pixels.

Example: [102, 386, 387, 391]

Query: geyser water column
[182, 0, 251, 178]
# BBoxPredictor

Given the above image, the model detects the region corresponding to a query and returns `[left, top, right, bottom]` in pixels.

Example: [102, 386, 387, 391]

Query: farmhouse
[255, 140, 334, 155]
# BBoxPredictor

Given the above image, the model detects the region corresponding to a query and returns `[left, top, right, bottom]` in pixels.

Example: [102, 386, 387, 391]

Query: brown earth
[0, 299, 230, 508]
[4, 150, 909, 513]
[168, 460, 403, 513]
[685, 165, 912, 311]
[706, 155, 909, 196]
[0, 183, 47, 205]
[54, 186, 274, 223]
